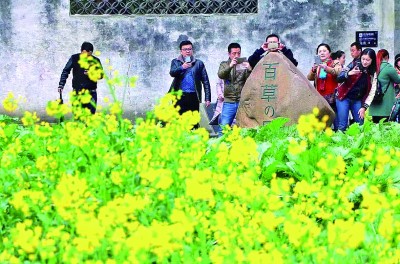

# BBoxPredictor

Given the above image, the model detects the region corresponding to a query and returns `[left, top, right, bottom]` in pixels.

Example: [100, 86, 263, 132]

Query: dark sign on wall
[356, 31, 378, 47]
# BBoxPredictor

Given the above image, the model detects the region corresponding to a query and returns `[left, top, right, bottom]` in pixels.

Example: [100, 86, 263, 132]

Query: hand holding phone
[314, 55, 322, 65]
[182, 62, 192, 69]
[236, 57, 247, 64]
[349, 66, 361, 76]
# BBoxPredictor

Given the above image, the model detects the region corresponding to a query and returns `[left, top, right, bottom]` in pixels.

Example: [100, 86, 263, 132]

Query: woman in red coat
[307, 43, 342, 130]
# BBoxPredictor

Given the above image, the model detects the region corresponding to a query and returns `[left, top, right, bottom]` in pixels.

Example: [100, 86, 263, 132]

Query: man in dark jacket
[58, 42, 103, 114]
[169, 40, 211, 125]
[248, 34, 298, 69]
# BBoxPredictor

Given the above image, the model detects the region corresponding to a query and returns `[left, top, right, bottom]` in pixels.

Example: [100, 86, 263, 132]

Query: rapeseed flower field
[0, 54, 399, 263]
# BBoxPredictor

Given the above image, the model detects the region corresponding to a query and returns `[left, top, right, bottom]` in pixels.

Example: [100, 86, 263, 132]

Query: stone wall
[0, 0, 397, 121]
[395, 0, 400, 56]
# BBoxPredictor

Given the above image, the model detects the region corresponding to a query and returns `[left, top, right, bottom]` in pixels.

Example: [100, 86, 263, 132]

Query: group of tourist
[57, 37, 400, 135]
[307, 42, 400, 131]
[167, 35, 400, 135]
[168, 34, 298, 136]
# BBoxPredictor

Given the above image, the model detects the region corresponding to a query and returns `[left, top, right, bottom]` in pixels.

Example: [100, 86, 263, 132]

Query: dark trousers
[73, 89, 97, 114]
[176, 92, 199, 128]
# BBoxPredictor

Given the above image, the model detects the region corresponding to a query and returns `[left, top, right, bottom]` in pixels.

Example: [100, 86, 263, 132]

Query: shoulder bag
[372, 64, 390, 104]
[336, 74, 362, 101]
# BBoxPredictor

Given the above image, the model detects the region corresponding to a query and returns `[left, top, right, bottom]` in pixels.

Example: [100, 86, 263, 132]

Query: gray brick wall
[0, 0, 397, 121]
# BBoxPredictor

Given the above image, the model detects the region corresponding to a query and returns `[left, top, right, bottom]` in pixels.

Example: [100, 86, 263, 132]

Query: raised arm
[281, 47, 298, 66]
[58, 56, 73, 89]
[248, 48, 265, 69]
[217, 61, 232, 80]
[169, 59, 185, 78]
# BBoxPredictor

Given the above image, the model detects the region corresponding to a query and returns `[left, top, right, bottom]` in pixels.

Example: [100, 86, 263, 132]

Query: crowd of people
[308, 41, 400, 131]
[168, 34, 299, 136]
[166, 35, 400, 136]
[57, 37, 400, 135]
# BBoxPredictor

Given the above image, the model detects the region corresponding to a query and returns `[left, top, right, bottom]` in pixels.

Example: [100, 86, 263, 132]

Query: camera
[267, 42, 279, 50]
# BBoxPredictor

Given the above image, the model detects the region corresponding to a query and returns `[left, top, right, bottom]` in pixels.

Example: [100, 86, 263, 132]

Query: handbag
[372, 64, 390, 104]
[372, 81, 390, 104]
[336, 74, 362, 101]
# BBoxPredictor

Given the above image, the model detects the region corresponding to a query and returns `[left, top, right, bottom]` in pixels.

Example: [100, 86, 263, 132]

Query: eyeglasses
[181, 48, 192, 51]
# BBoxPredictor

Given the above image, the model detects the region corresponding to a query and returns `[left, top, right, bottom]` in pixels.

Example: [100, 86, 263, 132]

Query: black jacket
[248, 47, 298, 69]
[58, 53, 102, 91]
[169, 56, 211, 102]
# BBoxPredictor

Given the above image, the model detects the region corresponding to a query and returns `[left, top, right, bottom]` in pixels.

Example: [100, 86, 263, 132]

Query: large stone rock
[236, 51, 335, 127]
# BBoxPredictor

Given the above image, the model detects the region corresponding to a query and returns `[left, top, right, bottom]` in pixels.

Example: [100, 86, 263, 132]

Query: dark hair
[316, 43, 331, 54]
[266, 34, 280, 42]
[331, 50, 345, 60]
[395, 53, 400, 71]
[376, 49, 389, 75]
[350, 41, 362, 51]
[228, 43, 241, 53]
[179, 40, 193, 50]
[361, 48, 376, 75]
[81, 42, 94, 52]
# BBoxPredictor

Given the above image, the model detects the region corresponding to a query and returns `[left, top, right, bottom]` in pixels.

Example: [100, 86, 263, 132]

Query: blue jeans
[336, 98, 363, 131]
[218, 102, 239, 137]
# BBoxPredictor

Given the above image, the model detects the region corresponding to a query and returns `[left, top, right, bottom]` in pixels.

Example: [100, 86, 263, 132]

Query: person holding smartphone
[340, 42, 363, 80]
[336, 48, 377, 131]
[248, 33, 298, 69]
[169, 40, 211, 129]
[307, 43, 341, 130]
[217, 42, 252, 137]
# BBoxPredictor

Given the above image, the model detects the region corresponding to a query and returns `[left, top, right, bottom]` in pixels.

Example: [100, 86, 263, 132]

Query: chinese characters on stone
[261, 62, 279, 125]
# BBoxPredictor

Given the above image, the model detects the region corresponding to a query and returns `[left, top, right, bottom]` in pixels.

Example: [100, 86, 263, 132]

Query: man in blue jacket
[248, 34, 298, 69]
[169, 40, 211, 127]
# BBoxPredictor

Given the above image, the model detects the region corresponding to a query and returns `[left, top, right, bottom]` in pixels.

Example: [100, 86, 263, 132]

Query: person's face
[397, 60, 400, 69]
[361, 54, 372, 68]
[82, 50, 93, 56]
[339, 54, 346, 66]
[266, 36, 279, 51]
[229, 48, 241, 60]
[350, 45, 362, 59]
[180, 44, 193, 58]
[317, 46, 330, 61]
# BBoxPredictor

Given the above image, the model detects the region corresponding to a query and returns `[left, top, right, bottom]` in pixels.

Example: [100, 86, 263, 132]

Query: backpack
[372, 64, 390, 104]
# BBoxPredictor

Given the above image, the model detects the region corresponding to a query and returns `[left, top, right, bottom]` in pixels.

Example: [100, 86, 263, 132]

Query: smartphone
[267, 42, 279, 50]
[184, 56, 191, 63]
[314, 55, 322, 65]
[236, 57, 247, 64]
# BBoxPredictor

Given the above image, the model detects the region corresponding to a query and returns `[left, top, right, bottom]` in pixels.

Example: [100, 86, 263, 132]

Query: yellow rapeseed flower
[2, 92, 18, 112]
[21, 111, 40, 126]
